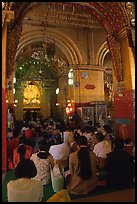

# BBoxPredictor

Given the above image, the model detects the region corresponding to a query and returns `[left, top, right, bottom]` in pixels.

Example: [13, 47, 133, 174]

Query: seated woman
[93, 132, 112, 170]
[13, 136, 33, 168]
[7, 159, 43, 202]
[49, 133, 70, 170]
[7, 129, 21, 169]
[30, 140, 54, 185]
[66, 136, 98, 194]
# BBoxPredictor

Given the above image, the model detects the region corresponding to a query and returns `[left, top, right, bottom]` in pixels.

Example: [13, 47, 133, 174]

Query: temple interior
[2, 2, 135, 202]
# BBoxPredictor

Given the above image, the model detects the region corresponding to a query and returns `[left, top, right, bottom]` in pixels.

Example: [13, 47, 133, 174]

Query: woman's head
[76, 135, 88, 147]
[84, 125, 92, 133]
[95, 132, 104, 142]
[18, 144, 26, 161]
[77, 136, 92, 180]
[38, 140, 49, 151]
[42, 131, 51, 143]
[103, 125, 112, 134]
[113, 137, 124, 150]
[37, 140, 50, 159]
[14, 159, 37, 178]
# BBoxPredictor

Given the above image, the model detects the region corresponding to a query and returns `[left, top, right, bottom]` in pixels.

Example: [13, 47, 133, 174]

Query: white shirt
[93, 140, 112, 158]
[49, 143, 69, 161]
[7, 178, 43, 202]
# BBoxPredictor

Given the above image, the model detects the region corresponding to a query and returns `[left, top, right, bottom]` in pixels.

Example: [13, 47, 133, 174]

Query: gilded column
[2, 6, 14, 173]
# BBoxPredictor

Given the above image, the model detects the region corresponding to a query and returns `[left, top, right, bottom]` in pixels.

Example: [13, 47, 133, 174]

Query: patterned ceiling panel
[10, 2, 130, 34]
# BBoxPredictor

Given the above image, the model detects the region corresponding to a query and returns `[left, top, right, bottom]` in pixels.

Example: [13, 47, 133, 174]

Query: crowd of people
[6, 116, 135, 202]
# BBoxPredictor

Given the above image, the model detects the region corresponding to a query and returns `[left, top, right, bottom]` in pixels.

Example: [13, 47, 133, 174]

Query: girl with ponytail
[67, 136, 98, 194]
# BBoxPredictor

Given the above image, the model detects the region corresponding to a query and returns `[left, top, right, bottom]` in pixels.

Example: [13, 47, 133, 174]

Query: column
[14, 87, 24, 121]
[40, 86, 51, 120]
[58, 75, 68, 120]
[113, 28, 135, 141]
[2, 9, 14, 173]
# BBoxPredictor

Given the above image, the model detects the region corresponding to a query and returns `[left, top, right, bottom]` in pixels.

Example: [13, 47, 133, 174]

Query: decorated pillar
[58, 74, 68, 120]
[108, 28, 135, 141]
[14, 87, 24, 121]
[40, 85, 51, 120]
[2, 5, 14, 173]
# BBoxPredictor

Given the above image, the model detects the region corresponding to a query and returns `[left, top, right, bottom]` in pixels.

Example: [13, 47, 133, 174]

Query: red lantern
[66, 99, 75, 114]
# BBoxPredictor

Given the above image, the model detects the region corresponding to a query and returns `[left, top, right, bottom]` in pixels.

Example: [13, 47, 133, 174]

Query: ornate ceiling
[3, 2, 135, 78]
[9, 2, 134, 33]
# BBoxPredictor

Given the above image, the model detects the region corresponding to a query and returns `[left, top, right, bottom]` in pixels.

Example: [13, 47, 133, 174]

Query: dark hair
[96, 132, 104, 142]
[37, 140, 50, 159]
[14, 159, 37, 178]
[54, 133, 63, 144]
[19, 136, 26, 144]
[77, 136, 92, 180]
[8, 128, 12, 132]
[13, 129, 19, 138]
[103, 125, 112, 134]
[42, 131, 50, 139]
[18, 145, 26, 161]
[84, 125, 92, 133]
[92, 127, 98, 133]
[74, 132, 81, 142]
[124, 138, 132, 145]
[114, 137, 124, 150]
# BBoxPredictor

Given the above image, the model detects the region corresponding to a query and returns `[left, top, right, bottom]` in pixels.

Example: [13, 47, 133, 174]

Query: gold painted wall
[74, 69, 105, 103]
[120, 37, 132, 90]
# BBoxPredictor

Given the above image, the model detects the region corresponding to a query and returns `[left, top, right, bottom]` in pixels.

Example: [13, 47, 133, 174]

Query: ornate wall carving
[7, 24, 22, 77]
[107, 35, 123, 82]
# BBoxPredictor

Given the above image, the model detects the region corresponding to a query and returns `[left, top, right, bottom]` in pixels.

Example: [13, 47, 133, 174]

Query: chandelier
[31, 49, 69, 73]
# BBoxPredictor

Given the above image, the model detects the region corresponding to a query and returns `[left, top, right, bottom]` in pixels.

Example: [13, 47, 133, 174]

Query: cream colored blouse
[7, 178, 43, 202]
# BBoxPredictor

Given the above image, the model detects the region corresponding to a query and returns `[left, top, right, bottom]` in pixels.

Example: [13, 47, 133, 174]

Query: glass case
[77, 107, 94, 124]
[76, 102, 109, 126]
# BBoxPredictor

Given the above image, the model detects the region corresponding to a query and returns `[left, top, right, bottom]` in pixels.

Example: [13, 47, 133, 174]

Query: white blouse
[93, 140, 112, 158]
[7, 178, 43, 202]
[49, 143, 70, 161]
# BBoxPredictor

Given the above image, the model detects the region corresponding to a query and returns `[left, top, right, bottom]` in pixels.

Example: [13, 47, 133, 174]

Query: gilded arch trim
[96, 41, 109, 66]
[107, 35, 123, 82]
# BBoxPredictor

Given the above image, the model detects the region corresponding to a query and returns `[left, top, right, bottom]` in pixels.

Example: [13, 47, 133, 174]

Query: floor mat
[2, 170, 135, 202]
